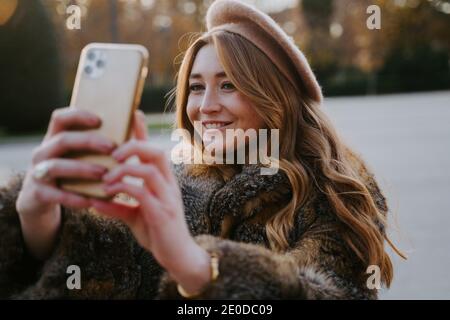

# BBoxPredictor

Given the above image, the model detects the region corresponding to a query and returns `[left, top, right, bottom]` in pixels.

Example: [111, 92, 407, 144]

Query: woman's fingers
[31, 159, 107, 182]
[89, 198, 155, 249]
[45, 107, 101, 139]
[111, 141, 174, 183]
[32, 183, 91, 209]
[132, 110, 149, 141]
[32, 131, 115, 164]
[89, 198, 138, 221]
[102, 163, 169, 200]
[103, 182, 146, 202]
[102, 182, 162, 223]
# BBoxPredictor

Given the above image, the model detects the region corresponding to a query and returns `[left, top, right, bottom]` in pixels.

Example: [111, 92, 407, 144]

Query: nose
[199, 87, 222, 114]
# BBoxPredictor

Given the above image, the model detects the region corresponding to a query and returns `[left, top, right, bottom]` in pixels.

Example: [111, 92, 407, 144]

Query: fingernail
[138, 110, 146, 121]
[90, 116, 101, 124]
[102, 172, 112, 182]
[96, 168, 107, 177]
[100, 142, 114, 151]
[112, 150, 122, 160]
[95, 171, 105, 178]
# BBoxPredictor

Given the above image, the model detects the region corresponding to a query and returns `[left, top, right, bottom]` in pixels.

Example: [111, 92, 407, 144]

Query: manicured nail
[90, 116, 101, 125]
[95, 170, 106, 178]
[100, 142, 113, 151]
[103, 184, 113, 193]
[112, 150, 122, 160]
[95, 165, 107, 172]
[102, 172, 113, 182]
[138, 110, 146, 121]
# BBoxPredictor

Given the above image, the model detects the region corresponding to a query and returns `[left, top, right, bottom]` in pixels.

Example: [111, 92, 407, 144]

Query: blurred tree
[330, 0, 384, 94]
[0, 0, 64, 134]
[109, 0, 119, 42]
[11, 0, 447, 115]
[375, 0, 450, 92]
[44, 0, 205, 89]
[301, 0, 340, 95]
[303, 0, 450, 95]
[302, 0, 333, 27]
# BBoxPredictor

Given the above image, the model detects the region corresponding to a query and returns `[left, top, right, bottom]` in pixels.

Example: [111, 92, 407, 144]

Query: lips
[202, 121, 233, 130]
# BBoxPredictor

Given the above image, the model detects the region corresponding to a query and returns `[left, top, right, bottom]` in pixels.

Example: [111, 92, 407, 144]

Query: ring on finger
[32, 160, 53, 182]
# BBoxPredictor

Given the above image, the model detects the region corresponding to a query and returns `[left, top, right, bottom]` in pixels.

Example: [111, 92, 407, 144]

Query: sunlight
[0, 0, 18, 26]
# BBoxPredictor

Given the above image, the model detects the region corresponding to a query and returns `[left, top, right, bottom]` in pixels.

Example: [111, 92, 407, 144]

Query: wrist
[169, 240, 212, 296]
[19, 205, 60, 230]
[18, 205, 61, 260]
[18, 202, 59, 224]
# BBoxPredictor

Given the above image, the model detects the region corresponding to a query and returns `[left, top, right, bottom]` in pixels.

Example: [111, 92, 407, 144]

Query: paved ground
[1, 91, 449, 299]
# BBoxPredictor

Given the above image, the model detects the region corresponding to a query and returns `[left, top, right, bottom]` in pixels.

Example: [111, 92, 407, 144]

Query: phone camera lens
[96, 60, 105, 68]
[87, 51, 96, 61]
[84, 65, 93, 75]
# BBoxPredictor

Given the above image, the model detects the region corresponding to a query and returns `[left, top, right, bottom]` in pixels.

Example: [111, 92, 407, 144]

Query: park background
[1, 0, 450, 299]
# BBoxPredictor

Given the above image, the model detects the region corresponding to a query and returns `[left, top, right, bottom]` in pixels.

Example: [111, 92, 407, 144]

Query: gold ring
[32, 161, 53, 181]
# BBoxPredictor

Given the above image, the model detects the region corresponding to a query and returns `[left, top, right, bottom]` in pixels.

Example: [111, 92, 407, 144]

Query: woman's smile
[202, 120, 233, 130]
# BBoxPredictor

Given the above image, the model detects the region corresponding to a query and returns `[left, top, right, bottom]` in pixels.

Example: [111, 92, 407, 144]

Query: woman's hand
[16, 107, 115, 260]
[90, 111, 212, 295]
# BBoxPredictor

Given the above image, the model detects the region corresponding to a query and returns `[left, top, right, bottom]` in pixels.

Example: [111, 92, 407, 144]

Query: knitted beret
[206, 0, 323, 104]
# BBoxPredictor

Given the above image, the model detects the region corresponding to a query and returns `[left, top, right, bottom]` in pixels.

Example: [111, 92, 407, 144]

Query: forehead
[190, 44, 224, 76]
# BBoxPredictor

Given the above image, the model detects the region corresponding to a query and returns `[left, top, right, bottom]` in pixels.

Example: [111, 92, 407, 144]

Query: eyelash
[189, 82, 235, 92]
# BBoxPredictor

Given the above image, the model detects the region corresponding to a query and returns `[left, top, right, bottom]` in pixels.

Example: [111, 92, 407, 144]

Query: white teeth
[204, 122, 229, 129]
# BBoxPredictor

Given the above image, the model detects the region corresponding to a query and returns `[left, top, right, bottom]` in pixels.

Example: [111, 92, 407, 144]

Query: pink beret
[206, 0, 323, 104]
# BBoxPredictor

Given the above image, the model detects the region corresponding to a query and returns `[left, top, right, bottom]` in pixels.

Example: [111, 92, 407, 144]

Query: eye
[221, 82, 235, 91]
[189, 84, 204, 92]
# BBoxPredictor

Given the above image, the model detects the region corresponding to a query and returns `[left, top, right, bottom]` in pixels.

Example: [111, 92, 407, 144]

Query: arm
[14, 107, 117, 261]
[0, 174, 44, 298]
[0, 110, 175, 299]
[0, 174, 162, 299]
[17, 194, 62, 261]
[156, 222, 374, 300]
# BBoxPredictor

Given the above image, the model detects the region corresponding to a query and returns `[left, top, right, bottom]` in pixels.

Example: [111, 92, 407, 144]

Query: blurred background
[0, 0, 449, 299]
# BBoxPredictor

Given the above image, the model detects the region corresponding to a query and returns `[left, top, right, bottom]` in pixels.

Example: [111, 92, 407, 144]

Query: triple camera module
[83, 50, 107, 78]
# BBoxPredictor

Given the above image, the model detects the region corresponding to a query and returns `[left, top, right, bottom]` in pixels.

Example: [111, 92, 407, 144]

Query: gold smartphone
[59, 43, 149, 199]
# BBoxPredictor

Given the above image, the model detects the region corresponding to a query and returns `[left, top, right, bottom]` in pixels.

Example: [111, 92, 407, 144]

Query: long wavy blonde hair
[169, 30, 404, 287]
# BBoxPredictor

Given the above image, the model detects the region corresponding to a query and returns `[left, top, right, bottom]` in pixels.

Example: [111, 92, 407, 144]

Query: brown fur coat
[0, 151, 388, 299]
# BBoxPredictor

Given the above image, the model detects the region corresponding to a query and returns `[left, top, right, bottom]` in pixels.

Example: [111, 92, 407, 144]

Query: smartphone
[59, 43, 149, 199]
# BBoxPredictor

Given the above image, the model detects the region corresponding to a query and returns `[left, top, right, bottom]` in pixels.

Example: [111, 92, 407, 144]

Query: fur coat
[0, 150, 388, 299]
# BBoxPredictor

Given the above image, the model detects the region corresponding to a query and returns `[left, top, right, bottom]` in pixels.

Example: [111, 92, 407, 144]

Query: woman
[0, 0, 401, 299]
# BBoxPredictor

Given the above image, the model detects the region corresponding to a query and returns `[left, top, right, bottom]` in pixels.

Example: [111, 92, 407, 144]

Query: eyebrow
[189, 71, 227, 80]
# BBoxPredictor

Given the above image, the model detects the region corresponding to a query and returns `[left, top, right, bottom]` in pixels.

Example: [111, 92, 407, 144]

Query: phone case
[59, 43, 149, 198]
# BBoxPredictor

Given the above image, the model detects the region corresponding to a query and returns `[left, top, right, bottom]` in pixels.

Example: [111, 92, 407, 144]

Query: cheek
[186, 99, 198, 122]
